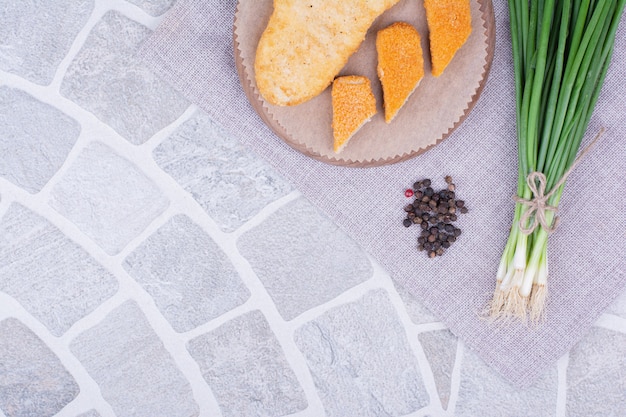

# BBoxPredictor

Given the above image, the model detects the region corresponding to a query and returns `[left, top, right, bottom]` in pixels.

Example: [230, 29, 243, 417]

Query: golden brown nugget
[331, 76, 377, 153]
[376, 22, 425, 123]
[255, 0, 401, 106]
[424, 0, 472, 77]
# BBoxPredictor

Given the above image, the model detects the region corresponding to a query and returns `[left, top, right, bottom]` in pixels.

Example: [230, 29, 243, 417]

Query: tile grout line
[178, 299, 259, 342]
[446, 340, 465, 416]
[140, 104, 199, 152]
[555, 353, 569, 417]
[109, 204, 180, 263]
[278, 278, 389, 334]
[34, 129, 96, 204]
[0, 192, 14, 220]
[229, 190, 303, 239]
[58, 293, 128, 351]
[413, 322, 448, 333]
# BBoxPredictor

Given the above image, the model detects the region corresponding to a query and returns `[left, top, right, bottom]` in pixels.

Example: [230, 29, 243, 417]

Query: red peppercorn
[405, 189, 414, 198]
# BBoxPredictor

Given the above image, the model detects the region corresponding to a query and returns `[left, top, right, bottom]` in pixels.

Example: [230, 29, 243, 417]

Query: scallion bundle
[489, 0, 626, 322]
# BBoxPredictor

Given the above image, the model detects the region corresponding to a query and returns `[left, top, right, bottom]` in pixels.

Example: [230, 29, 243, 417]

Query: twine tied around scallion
[513, 128, 605, 236]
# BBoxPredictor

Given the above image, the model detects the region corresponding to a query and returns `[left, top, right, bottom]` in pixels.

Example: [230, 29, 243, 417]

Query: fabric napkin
[139, 0, 626, 387]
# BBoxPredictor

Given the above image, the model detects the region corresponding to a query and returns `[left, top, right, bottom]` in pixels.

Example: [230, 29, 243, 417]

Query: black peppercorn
[402, 176, 467, 258]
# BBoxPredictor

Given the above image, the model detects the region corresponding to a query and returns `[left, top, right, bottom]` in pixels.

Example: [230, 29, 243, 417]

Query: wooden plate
[234, 0, 495, 167]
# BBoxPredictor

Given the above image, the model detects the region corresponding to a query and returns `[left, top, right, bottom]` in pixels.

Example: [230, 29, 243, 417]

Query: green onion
[489, 0, 625, 323]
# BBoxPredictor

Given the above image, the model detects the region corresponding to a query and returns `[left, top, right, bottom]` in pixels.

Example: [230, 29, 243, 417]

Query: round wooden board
[234, 0, 495, 167]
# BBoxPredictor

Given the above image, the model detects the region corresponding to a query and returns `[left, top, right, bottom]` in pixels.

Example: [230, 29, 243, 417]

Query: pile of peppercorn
[402, 176, 468, 258]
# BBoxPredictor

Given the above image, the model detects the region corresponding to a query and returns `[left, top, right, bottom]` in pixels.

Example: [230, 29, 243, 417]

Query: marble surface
[0, 1, 625, 416]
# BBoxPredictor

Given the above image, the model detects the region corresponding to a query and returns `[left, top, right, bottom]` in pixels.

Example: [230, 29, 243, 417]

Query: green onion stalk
[489, 0, 626, 323]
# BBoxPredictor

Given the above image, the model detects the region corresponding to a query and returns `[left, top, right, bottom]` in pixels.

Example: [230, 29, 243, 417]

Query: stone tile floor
[1, 1, 625, 416]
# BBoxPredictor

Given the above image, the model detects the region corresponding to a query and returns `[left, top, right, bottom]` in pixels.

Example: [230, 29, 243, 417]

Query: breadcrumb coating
[331, 76, 377, 153]
[376, 22, 425, 123]
[424, 0, 472, 77]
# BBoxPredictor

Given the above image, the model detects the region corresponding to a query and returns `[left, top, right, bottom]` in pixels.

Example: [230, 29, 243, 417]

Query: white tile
[0, 87, 80, 193]
[187, 310, 307, 417]
[294, 289, 429, 416]
[124, 214, 250, 332]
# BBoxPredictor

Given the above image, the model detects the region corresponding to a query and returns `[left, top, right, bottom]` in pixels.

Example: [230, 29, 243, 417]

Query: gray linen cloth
[139, 0, 626, 387]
